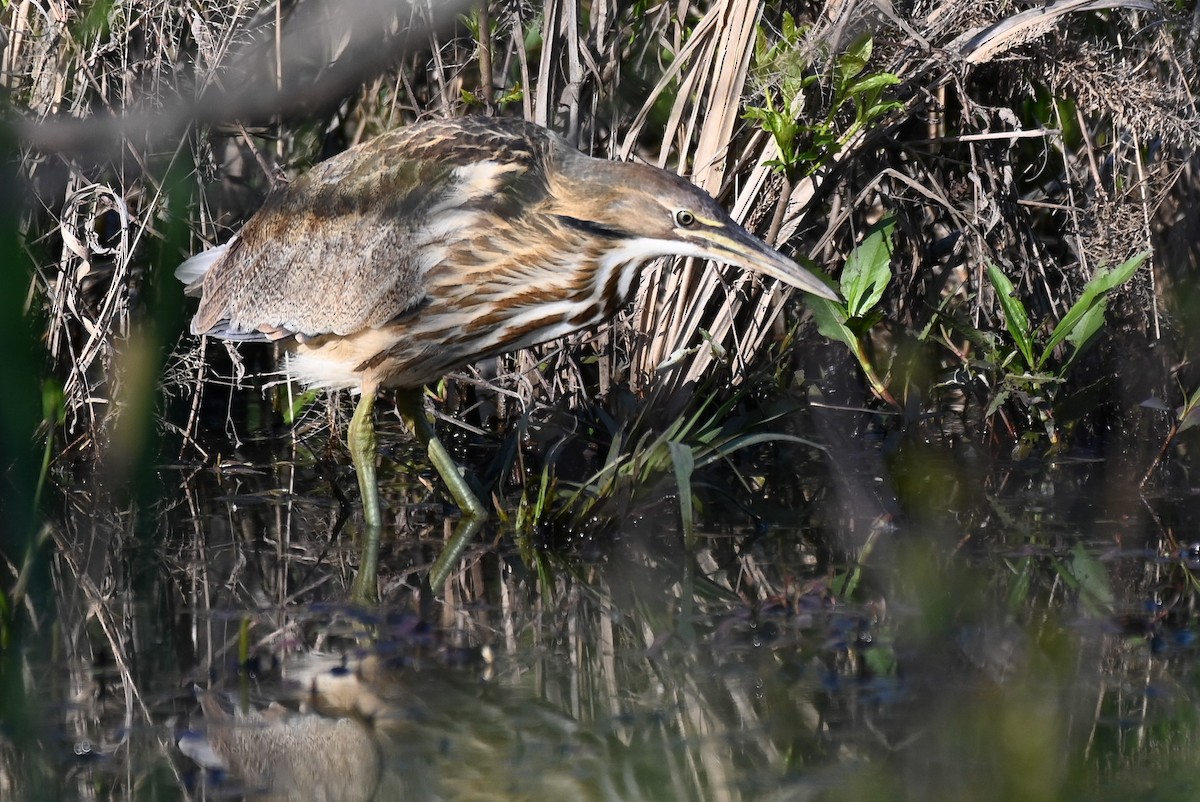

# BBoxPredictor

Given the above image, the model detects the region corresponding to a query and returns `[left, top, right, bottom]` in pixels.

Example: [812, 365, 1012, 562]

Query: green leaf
[458, 11, 481, 38]
[744, 100, 799, 167]
[1038, 252, 1147, 368]
[809, 295, 856, 348]
[841, 218, 894, 317]
[1006, 557, 1033, 611]
[864, 646, 897, 676]
[1060, 300, 1107, 370]
[846, 308, 885, 337]
[845, 72, 900, 98]
[986, 263, 1035, 371]
[1179, 405, 1200, 433]
[845, 32, 873, 63]
[1178, 382, 1200, 429]
[865, 99, 906, 120]
[835, 34, 873, 87]
[782, 11, 798, 42]
[496, 84, 525, 106]
[985, 387, 1010, 419]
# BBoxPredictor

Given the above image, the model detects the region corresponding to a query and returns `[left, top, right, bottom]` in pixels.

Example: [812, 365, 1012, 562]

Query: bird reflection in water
[180, 649, 628, 801]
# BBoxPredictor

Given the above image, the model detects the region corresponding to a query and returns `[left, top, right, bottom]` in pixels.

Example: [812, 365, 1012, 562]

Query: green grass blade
[693, 432, 827, 470]
[668, 441, 696, 548]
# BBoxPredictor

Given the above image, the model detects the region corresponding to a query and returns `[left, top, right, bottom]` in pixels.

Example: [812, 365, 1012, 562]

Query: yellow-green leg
[349, 387, 489, 601]
[394, 389, 486, 518]
[394, 388, 487, 589]
[349, 388, 382, 603]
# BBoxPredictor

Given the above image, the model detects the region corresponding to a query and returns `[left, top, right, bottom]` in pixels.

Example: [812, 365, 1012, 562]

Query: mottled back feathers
[183, 117, 558, 341]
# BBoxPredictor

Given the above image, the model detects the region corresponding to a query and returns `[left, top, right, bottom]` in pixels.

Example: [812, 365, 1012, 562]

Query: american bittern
[178, 116, 837, 597]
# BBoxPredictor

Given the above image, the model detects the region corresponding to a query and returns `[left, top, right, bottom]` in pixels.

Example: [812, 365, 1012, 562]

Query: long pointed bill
[704, 226, 842, 302]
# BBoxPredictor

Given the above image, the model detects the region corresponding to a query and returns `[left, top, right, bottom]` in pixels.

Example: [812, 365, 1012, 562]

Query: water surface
[6, 406, 1199, 802]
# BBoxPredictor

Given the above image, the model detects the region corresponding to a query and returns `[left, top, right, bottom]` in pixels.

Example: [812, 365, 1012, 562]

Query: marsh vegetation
[4, 0, 1200, 799]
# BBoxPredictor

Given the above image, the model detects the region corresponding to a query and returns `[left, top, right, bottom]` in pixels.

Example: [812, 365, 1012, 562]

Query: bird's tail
[175, 239, 234, 296]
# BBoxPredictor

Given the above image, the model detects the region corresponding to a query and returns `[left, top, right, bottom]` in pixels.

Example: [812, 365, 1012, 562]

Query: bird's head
[548, 151, 840, 302]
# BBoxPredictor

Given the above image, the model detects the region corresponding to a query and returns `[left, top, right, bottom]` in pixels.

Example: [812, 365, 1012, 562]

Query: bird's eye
[674, 209, 696, 227]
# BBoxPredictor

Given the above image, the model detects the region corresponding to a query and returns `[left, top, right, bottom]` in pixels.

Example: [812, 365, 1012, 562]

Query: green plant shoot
[807, 217, 898, 406]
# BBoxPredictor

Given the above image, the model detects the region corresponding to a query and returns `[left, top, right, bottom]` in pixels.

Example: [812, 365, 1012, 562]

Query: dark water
[8, 402, 1200, 802]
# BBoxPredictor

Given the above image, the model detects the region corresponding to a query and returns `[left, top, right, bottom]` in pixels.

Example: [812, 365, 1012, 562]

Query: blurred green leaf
[668, 440, 695, 547]
[34, 380, 65, 511]
[497, 84, 524, 106]
[283, 388, 320, 425]
[694, 432, 825, 470]
[1063, 543, 1114, 617]
[863, 637, 898, 676]
[1006, 556, 1034, 611]
[41, 380, 65, 426]
[458, 10, 481, 38]
[782, 10, 799, 41]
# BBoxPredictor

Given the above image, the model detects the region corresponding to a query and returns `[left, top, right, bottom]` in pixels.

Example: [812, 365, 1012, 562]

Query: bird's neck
[594, 238, 667, 313]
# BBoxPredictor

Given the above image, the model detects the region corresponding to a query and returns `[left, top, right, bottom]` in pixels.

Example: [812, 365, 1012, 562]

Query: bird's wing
[191, 121, 550, 340]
